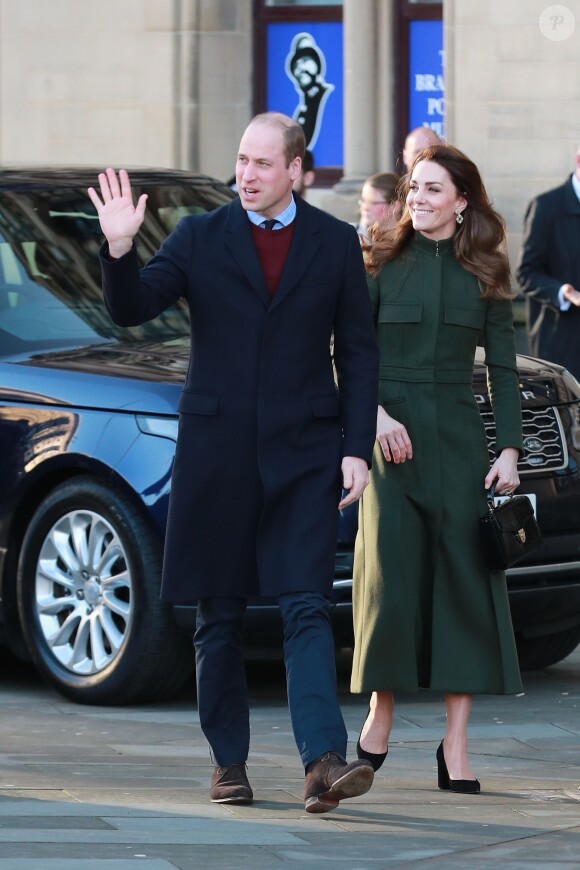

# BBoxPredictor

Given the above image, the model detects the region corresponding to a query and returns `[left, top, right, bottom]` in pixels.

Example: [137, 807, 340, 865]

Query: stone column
[320, 0, 396, 220]
[376, 0, 396, 172]
[175, 0, 253, 179]
[336, 0, 378, 193]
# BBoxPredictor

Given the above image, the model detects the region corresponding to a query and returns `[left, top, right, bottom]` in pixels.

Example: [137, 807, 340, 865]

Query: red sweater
[250, 221, 295, 296]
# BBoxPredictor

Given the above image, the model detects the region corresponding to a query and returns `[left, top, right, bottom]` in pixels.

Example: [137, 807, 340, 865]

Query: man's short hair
[250, 112, 306, 167]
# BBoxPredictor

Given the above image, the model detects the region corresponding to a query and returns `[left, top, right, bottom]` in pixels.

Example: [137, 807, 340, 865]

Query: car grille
[481, 405, 568, 473]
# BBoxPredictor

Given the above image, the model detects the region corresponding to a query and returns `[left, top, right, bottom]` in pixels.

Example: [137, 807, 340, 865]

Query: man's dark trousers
[194, 593, 348, 768]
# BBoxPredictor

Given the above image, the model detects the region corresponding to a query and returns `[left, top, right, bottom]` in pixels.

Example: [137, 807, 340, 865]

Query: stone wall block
[495, 24, 579, 61]
[180, 0, 241, 33]
[453, 27, 495, 100]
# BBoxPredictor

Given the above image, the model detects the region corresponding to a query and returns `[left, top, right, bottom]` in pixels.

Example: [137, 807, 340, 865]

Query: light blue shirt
[247, 196, 297, 229]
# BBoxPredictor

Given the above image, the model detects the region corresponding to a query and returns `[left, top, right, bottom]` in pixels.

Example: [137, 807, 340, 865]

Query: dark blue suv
[0, 168, 233, 704]
[1, 168, 580, 705]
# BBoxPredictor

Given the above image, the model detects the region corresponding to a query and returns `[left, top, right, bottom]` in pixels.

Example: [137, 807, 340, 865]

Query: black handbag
[479, 483, 542, 571]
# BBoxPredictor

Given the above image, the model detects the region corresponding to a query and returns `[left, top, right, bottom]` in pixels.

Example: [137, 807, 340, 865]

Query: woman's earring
[455, 211, 464, 224]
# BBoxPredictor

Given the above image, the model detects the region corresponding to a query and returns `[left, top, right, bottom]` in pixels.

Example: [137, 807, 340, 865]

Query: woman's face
[358, 182, 398, 230]
[406, 160, 466, 240]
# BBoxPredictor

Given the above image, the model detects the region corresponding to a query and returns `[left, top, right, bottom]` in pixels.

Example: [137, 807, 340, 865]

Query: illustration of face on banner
[285, 32, 334, 149]
[266, 21, 343, 167]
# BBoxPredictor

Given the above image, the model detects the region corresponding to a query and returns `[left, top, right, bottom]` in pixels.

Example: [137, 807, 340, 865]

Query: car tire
[16, 476, 194, 704]
[516, 625, 580, 671]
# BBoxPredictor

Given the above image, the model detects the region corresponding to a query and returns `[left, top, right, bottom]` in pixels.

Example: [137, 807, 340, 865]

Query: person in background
[351, 144, 523, 795]
[354, 172, 401, 239]
[88, 111, 379, 815]
[293, 148, 316, 198]
[516, 143, 580, 381]
[402, 126, 442, 174]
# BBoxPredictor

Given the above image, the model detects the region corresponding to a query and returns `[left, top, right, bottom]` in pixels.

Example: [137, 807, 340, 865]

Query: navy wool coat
[100, 196, 379, 603]
[516, 175, 580, 380]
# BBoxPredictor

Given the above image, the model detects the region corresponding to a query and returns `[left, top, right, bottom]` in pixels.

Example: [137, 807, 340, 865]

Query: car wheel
[516, 625, 580, 671]
[16, 476, 193, 704]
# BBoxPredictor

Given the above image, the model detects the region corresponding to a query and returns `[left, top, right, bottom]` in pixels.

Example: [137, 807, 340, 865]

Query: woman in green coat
[351, 144, 523, 794]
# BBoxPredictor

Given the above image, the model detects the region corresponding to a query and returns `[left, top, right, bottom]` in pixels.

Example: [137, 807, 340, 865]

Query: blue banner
[409, 20, 444, 137]
[266, 21, 343, 167]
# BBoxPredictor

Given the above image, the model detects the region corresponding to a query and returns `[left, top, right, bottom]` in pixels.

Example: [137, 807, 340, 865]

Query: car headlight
[136, 415, 179, 442]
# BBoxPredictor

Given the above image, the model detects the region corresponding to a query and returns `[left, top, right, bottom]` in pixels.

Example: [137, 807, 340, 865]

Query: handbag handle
[486, 481, 514, 510]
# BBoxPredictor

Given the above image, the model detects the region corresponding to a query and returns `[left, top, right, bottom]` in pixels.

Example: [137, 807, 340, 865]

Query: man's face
[292, 58, 319, 90]
[403, 129, 441, 173]
[236, 121, 300, 219]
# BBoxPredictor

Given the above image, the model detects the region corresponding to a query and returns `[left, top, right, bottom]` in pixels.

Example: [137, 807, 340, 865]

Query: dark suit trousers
[194, 593, 348, 768]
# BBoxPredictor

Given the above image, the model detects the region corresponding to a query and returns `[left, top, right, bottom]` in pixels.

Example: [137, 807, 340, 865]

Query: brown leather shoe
[210, 763, 253, 804]
[304, 751, 374, 813]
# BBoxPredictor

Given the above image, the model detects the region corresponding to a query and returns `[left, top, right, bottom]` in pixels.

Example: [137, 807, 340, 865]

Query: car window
[0, 180, 231, 356]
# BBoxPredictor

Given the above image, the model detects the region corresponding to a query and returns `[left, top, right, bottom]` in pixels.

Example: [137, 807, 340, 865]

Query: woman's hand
[377, 405, 413, 463]
[485, 447, 520, 494]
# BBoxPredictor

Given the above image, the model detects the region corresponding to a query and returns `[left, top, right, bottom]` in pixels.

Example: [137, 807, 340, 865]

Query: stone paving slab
[0, 862, 175, 870]
[0, 649, 579, 868]
[0, 817, 327, 846]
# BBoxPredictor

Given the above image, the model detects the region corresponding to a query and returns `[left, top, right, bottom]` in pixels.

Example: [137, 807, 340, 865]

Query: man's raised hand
[87, 168, 148, 259]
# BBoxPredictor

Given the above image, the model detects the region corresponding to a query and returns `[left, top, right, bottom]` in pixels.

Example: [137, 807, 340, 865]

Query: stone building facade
[1, 0, 579, 286]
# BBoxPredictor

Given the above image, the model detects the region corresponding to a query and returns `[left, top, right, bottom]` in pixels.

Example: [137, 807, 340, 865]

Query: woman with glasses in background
[355, 172, 402, 239]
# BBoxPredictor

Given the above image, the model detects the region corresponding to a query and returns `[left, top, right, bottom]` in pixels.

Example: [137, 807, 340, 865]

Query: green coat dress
[351, 232, 524, 695]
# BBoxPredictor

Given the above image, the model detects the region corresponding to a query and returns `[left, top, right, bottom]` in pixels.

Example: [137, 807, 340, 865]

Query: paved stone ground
[0, 646, 579, 869]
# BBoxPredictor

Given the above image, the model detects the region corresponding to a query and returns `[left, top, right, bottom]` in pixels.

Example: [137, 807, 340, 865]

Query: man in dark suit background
[516, 144, 580, 380]
[88, 112, 379, 814]
[293, 148, 316, 197]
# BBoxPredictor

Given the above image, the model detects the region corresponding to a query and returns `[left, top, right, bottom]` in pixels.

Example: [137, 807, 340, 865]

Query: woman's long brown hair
[364, 144, 513, 300]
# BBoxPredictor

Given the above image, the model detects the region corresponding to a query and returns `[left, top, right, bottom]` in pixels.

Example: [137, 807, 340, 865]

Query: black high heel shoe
[436, 740, 480, 794]
[356, 707, 388, 772]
